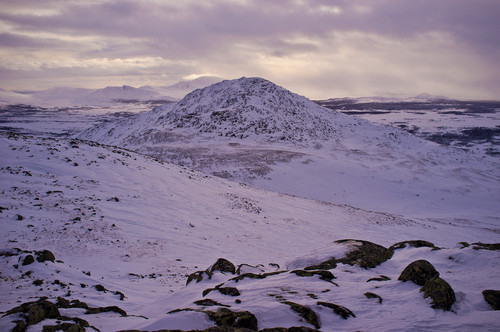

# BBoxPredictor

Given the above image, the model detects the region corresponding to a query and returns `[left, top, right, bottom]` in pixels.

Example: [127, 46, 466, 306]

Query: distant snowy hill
[78, 77, 500, 225]
[0, 76, 223, 107]
[144, 75, 224, 99]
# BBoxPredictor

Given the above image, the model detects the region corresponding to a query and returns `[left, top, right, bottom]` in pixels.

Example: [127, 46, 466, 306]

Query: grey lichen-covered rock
[42, 323, 85, 332]
[420, 277, 456, 311]
[281, 302, 320, 329]
[211, 258, 236, 274]
[317, 301, 355, 319]
[482, 290, 500, 310]
[399, 260, 440, 286]
[205, 308, 258, 330]
[335, 239, 393, 269]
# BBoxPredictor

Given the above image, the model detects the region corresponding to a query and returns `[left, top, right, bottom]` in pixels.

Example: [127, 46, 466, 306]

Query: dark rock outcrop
[335, 239, 394, 269]
[389, 240, 438, 251]
[205, 308, 258, 330]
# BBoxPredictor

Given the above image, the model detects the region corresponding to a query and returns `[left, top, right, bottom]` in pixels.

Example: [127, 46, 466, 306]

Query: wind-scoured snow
[0, 133, 498, 331]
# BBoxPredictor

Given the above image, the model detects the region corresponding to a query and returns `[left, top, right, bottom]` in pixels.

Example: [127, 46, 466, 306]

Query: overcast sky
[1, 0, 499, 99]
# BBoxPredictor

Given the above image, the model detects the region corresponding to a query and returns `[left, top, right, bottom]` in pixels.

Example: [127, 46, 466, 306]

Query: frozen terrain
[0, 133, 499, 331]
[0, 77, 499, 331]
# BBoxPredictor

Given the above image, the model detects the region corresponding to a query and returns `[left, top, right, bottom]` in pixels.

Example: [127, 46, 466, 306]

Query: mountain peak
[152, 77, 357, 146]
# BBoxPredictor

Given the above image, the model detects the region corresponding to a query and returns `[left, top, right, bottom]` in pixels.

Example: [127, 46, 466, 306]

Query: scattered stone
[367, 275, 391, 282]
[399, 260, 440, 286]
[482, 290, 500, 310]
[33, 279, 44, 286]
[389, 240, 438, 251]
[107, 196, 120, 202]
[364, 292, 383, 304]
[281, 302, 320, 329]
[22, 254, 35, 266]
[230, 271, 285, 283]
[36, 250, 55, 263]
[420, 277, 456, 311]
[205, 308, 258, 330]
[16, 214, 24, 221]
[211, 258, 236, 274]
[317, 301, 355, 319]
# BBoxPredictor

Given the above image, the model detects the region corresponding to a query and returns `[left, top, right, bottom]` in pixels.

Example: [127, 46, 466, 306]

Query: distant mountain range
[0, 76, 224, 106]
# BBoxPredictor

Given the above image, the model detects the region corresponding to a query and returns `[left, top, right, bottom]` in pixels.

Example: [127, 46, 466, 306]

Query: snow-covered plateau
[0, 77, 499, 331]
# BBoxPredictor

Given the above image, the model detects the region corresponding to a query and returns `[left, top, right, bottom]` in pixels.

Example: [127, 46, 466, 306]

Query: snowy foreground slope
[1, 133, 499, 331]
[78, 77, 500, 223]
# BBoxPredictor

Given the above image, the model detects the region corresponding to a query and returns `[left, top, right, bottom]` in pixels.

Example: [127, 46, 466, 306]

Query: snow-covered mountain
[144, 75, 225, 99]
[0, 76, 223, 107]
[78, 77, 500, 223]
[1, 132, 499, 331]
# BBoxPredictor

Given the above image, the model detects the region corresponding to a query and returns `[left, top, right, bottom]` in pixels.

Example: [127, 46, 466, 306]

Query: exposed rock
[335, 239, 393, 269]
[290, 270, 336, 282]
[399, 260, 440, 286]
[364, 292, 383, 304]
[260, 328, 320, 332]
[420, 277, 456, 311]
[85, 305, 127, 316]
[186, 270, 213, 285]
[205, 308, 258, 330]
[194, 299, 231, 307]
[389, 240, 438, 251]
[211, 258, 236, 274]
[482, 290, 500, 310]
[281, 302, 320, 329]
[42, 323, 85, 332]
[317, 301, 355, 319]
[367, 275, 390, 282]
[218, 287, 241, 297]
[472, 243, 500, 251]
[36, 250, 55, 263]
[230, 271, 285, 283]
[22, 254, 34, 266]
[304, 258, 337, 271]
[4, 298, 61, 327]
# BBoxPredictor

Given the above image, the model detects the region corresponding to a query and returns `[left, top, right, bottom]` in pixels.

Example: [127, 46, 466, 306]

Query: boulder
[398, 260, 440, 286]
[482, 290, 500, 310]
[420, 277, 456, 311]
[211, 258, 236, 274]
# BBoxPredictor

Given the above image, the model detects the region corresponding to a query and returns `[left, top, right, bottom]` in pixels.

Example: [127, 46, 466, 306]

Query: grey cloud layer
[1, 0, 499, 98]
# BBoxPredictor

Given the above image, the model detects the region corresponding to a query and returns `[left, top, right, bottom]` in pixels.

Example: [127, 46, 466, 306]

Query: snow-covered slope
[77, 77, 500, 223]
[1, 133, 499, 331]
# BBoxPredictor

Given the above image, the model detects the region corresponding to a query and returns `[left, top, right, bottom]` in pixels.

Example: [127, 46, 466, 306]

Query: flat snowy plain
[0, 79, 499, 331]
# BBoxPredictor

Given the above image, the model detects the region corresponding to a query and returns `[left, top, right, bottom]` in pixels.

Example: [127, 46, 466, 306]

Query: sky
[1, 0, 499, 100]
